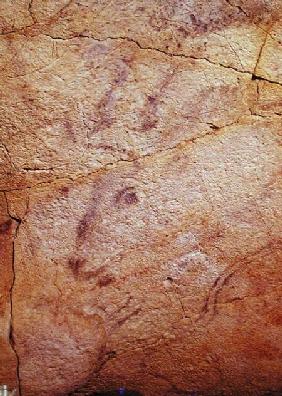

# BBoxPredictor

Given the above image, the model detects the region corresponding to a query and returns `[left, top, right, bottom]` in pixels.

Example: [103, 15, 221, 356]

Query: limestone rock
[0, 1, 281, 395]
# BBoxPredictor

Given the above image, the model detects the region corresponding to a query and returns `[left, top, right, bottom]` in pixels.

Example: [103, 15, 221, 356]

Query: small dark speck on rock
[60, 186, 69, 196]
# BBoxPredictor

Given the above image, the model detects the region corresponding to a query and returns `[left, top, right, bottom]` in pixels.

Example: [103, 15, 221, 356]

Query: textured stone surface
[0, 193, 18, 391]
[0, 1, 281, 395]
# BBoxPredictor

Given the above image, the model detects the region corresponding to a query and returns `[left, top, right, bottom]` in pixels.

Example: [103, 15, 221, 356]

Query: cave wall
[0, 1, 282, 395]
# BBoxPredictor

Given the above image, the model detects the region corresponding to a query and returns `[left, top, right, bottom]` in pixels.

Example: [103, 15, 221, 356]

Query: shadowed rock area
[0, 0, 281, 395]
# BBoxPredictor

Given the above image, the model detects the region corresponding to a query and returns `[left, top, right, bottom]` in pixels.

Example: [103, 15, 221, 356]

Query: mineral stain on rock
[68, 257, 86, 278]
[76, 207, 96, 243]
[77, 215, 90, 241]
[97, 274, 115, 287]
[59, 185, 70, 197]
[0, 219, 12, 234]
[115, 187, 139, 206]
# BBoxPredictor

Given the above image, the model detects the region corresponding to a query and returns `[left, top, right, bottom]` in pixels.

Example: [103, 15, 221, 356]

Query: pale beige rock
[0, 0, 32, 33]
[0, 1, 281, 395]
[255, 22, 282, 84]
[253, 81, 282, 116]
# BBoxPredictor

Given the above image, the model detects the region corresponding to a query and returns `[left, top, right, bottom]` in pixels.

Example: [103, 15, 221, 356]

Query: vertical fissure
[253, 25, 272, 75]
[3, 192, 22, 396]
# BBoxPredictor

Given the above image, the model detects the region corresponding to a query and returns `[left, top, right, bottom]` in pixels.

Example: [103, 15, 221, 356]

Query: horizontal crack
[22, 167, 54, 172]
[0, 114, 251, 193]
[40, 33, 282, 86]
[218, 288, 281, 305]
[251, 73, 282, 87]
[2, 111, 281, 194]
[2, 29, 281, 86]
[43, 33, 254, 76]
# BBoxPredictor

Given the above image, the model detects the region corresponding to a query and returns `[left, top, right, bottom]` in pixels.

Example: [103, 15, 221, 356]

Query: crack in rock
[0, 113, 260, 194]
[3, 192, 22, 396]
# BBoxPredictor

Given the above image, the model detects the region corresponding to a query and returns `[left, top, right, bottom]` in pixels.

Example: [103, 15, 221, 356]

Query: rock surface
[0, 1, 281, 395]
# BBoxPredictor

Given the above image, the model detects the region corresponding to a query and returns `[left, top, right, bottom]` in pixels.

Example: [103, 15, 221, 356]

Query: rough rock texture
[0, 1, 282, 395]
